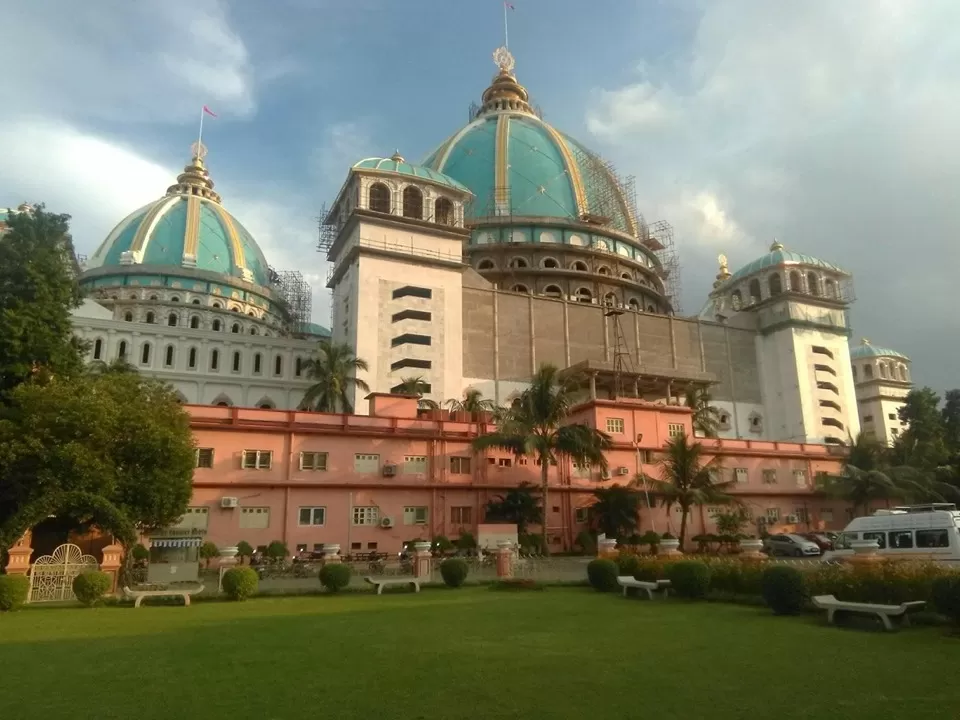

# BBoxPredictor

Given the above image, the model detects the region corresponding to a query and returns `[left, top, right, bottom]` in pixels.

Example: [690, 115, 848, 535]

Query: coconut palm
[650, 433, 739, 548]
[300, 340, 369, 414]
[485, 483, 543, 534]
[588, 485, 642, 541]
[685, 384, 722, 438]
[86, 358, 137, 375]
[446, 388, 497, 414]
[393, 376, 438, 409]
[473, 363, 612, 552]
[817, 464, 959, 516]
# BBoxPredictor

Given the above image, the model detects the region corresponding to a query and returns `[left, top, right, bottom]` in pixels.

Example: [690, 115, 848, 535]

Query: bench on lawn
[617, 576, 672, 600]
[364, 576, 420, 595]
[812, 594, 926, 631]
[123, 584, 204, 608]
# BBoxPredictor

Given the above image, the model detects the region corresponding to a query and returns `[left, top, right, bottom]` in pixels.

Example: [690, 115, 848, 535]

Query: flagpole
[503, 1, 509, 49]
[197, 106, 205, 156]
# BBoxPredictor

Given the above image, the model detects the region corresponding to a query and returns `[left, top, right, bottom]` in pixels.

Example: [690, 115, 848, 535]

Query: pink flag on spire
[505, 2, 515, 9]
[202, 105, 218, 118]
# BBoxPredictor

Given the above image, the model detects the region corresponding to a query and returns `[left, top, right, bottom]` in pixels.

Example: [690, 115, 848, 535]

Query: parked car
[803, 532, 835, 552]
[764, 533, 822, 557]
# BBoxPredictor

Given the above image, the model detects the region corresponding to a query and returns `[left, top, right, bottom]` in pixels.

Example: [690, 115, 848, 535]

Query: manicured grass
[1, 589, 958, 719]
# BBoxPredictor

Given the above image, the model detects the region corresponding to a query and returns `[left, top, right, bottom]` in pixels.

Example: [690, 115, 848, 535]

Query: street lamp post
[634, 433, 657, 533]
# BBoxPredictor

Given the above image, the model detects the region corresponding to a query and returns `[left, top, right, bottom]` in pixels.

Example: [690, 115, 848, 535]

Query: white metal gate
[28, 543, 99, 603]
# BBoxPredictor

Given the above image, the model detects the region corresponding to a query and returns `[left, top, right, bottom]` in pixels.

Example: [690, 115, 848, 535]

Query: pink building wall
[181, 397, 847, 554]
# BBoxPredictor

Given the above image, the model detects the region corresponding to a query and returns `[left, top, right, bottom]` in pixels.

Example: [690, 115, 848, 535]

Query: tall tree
[846, 431, 886, 473]
[393, 376, 438, 409]
[651, 434, 738, 548]
[589, 485, 642, 541]
[0, 205, 84, 399]
[446, 388, 497, 414]
[300, 340, 370, 414]
[892, 387, 948, 469]
[484, 483, 543, 535]
[684, 385, 722, 438]
[941, 389, 960, 456]
[473, 364, 611, 552]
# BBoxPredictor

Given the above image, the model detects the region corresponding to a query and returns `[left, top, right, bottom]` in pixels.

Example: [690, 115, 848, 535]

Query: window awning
[151, 538, 203, 548]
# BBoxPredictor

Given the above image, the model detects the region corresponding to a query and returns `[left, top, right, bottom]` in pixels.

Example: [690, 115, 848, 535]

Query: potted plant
[660, 532, 681, 555]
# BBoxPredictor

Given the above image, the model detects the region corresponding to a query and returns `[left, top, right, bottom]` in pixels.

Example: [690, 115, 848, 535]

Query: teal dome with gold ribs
[84, 148, 271, 288]
[422, 48, 640, 238]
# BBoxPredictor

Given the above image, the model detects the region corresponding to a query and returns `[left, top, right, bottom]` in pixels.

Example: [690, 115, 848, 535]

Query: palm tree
[485, 483, 543, 534]
[589, 485, 642, 541]
[446, 388, 497, 415]
[651, 434, 739, 549]
[300, 340, 369, 413]
[393, 376, 438, 409]
[685, 384, 721, 438]
[473, 363, 612, 552]
[86, 358, 137, 375]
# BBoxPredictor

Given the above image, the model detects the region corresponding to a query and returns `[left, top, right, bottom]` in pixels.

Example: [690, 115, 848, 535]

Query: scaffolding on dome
[271, 269, 312, 334]
[317, 203, 339, 254]
[649, 219, 683, 314]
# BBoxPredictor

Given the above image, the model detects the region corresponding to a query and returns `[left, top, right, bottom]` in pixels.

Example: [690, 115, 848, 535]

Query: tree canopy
[300, 340, 370, 414]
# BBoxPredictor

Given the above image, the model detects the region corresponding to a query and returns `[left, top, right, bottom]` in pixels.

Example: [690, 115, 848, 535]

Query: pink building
[179, 393, 848, 554]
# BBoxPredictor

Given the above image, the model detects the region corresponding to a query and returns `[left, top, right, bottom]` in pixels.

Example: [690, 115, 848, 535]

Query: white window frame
[450, 506, 472, 525]
[299, 452, 328, 471]
[668, 423, 685, 438]
[177, 506, 209, 530]
[352, 506, 379, 526]
[298, 506, 326, 526]
[820, 509, 834, 523]
[574, 507, 589, 524]
[195, 448, 214, 468]
[792, 469, 807, 487]
[606, 418, 625, 434]
[404, 455, 428, 474]
[765, 507, 780, 523]
[450, 456, 471, 474]
[242, 450, 273, 469]
[403, 506, 428, 525]
[239, 506, 270, 529]
[354, 453, 380, 473]
[734, 467, 748, 484]
[762, 469, 777, 485]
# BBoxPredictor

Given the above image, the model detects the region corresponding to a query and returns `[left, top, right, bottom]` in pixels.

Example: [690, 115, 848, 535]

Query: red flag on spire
[202, 105, 218, 118]
[505, 2, 515, 8]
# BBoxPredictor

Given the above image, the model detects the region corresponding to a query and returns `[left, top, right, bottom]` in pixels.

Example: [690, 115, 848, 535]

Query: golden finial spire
[165, 142, 221, 203]
[861, 337, 871, 346]
[770, 238, 784, 251]
[713, 252, 731, 288]
[478, 46, 533, 116]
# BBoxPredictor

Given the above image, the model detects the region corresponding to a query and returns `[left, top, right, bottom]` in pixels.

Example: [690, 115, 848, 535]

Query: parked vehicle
[764, 533, 822, 557]
[821, 504, 960, 564]
[803, 532, 835, 552]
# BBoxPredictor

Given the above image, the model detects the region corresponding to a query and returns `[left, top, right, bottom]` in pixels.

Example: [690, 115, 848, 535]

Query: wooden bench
[617, 576, 672, 600]
[364, 576, 420, 595]
[123, 584, 204, 608]
[812, 594, 926, 631]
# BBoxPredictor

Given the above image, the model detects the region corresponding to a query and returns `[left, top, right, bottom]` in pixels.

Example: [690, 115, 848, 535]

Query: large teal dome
[85, 154, 271, 288]
[422, 56, 639, 238]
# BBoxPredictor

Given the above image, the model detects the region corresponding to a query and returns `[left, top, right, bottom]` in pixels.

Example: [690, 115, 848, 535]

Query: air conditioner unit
[616, 466, 629, 476]
[382, 463, 397, 477]
[785, 514, 799, 523]
[220, 496, 239, 509]
[600, 469, 611, 480]
[380, 516, 394, 529]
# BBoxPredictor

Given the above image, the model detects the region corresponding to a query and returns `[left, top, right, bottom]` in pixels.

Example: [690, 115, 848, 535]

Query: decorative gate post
[496, 540, 514, 578]
[99, 544, 124, 594]
[5, 532, 33, 575]
[412, 541, 433, 579]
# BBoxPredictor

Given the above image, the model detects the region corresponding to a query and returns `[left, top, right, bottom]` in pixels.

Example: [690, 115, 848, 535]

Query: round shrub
[72, 571, 112, 606]
[616, 552, 641, 576]
[440, 558, 469, 588]
[0, 574, 30, 611]
[634, 557, 670, 582]
[222, 566, 258, 601]
[931, 575, 960, 625]
[761, 565, 807, 615]
[319, 562, 353, 593]
[586, 558, 619, 593]
[131, 543, 149, 562]
[666, 560, 711, 600]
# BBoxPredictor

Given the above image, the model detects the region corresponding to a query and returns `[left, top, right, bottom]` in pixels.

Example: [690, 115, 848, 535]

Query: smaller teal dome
[353, 154, 472, 195]
[727, 241, 848, 283]
[302, 322, 331, 338]
[850, 340, 909, 361]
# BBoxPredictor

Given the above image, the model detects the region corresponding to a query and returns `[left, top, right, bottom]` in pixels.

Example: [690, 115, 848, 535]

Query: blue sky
[2, 0, 959, 392]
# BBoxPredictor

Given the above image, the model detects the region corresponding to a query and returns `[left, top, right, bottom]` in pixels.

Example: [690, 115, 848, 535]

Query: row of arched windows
[368, 183, 455, 225]
[120, 310, 268, 335]
[476, 256, 657, 289]
[507, 284, 659, 313]
[853, 362, 909, 382]
[96, 338, 307, 378]
[730, 270, 840, 308]
[106, 291, 265, 317]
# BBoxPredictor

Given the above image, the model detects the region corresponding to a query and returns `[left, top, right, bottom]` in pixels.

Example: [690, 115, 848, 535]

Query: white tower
[323, 154, 474, 411]
[850, 339, 912, 445]
[705, 242, 860, 445]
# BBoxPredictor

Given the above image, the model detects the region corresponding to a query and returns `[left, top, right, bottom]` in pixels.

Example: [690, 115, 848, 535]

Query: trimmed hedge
[319, 562, 352, 592]
[586, 559, 619, 592]
[615, 552, 641, 577]
[72, 571, 112, 607]
[439, 558, 469, 588]
[0, 574, 30, 611]
[222, 567, 259, 601]
[931, 575, 960, 626]
[665, 560, 711, 599]
[761, 566, 806, 615]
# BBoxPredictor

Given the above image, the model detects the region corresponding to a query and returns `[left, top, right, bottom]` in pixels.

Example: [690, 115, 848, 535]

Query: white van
[821, 503, 960, 564]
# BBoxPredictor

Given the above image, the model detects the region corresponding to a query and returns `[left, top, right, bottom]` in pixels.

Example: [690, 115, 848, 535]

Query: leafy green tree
[684, 385, 721, 438]
[484, 483, 543, 535]
[86, 358, 137, 375]
[0, 372, 196, 553]
[446, 388, 497, 414]
[892, 387, 948, 469]
[651, 434, 738, 549]
[588, 485, 642, 541]
[473, 364, 611, 552]
[941, 389, 960, 456]
[237, 541, 254, 564]
[0, 205, 84, 400]
[300, 340, 370, 413]
[846, 431, 885, 472]
[199, 541, 220, 569]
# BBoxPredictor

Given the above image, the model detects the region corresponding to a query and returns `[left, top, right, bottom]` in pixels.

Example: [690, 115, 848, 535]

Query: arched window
[232, 351, 241, 373]
[170, 296, 180, 303]
[254, 353, 262, 374]
[543, 285, 562, 298]
[647, 304, 656, 313]
[188, 347, 197, 369]
[597, 265, 611, 276]
[901, 366, 909, 381]
[123, 311, 133, 322]
[140, 343, 151, 365]
[864, 364, 874, 379]
[575, 288, 592, 303]
[192, 298, 201, 305]
[249, 327, 258, 335]
[572, 261, 588, 272]
[231, 323, 240, 334]
[149, 294, 159, 301]
[807, 272, 820, 296]
[508, 257, 528, 269]
[603, 293, 618, 307]
[230, 307, 239, 313]
[168, 313, 178, 327]
[212, 302, 222, 309]
[164, 346, 174, 367]
[768, 273, 782, 296]
[748, 279, 762, 303]
[628, 298, 641, 311]
[621, 272, 632, 280]
[402, 186, 423, 219]
[542, 257, 559, 269]
[879, 363, 887, 379]
[295, 357, 303, 376]
[93, 338, 103, 360]
[190, 315, 200, 329]
[369, 183, 391, 213]
[274, 355, 283, 376]
[731, 290, 743, 310]
[145, 312, 155, 324]
[129, 293, 138, 300]
[477, 259, 495, 270]
[824, 278, 837, 298]
[435, 197, 454, 225]
[212, 319, 222, 332]
[210, 349, 219, 371]
[511, 284, 530, 293]
[789, 271, 802, 292]
[117, 341, 127, 360]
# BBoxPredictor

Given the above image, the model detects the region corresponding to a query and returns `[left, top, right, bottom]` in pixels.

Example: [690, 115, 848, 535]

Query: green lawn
[1, 588, 957, 719]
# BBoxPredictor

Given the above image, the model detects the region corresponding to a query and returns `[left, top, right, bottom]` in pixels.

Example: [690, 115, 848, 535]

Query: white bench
[123, 584, 204, 608]
[364, 576, 420, 595]
[617, 576, 672, 600]
[812, 594, 926, 631]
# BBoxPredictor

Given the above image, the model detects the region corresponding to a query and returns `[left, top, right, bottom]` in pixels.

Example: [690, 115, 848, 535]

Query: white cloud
[311, 120, 378, 196]
[586, 82, 676, 138]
